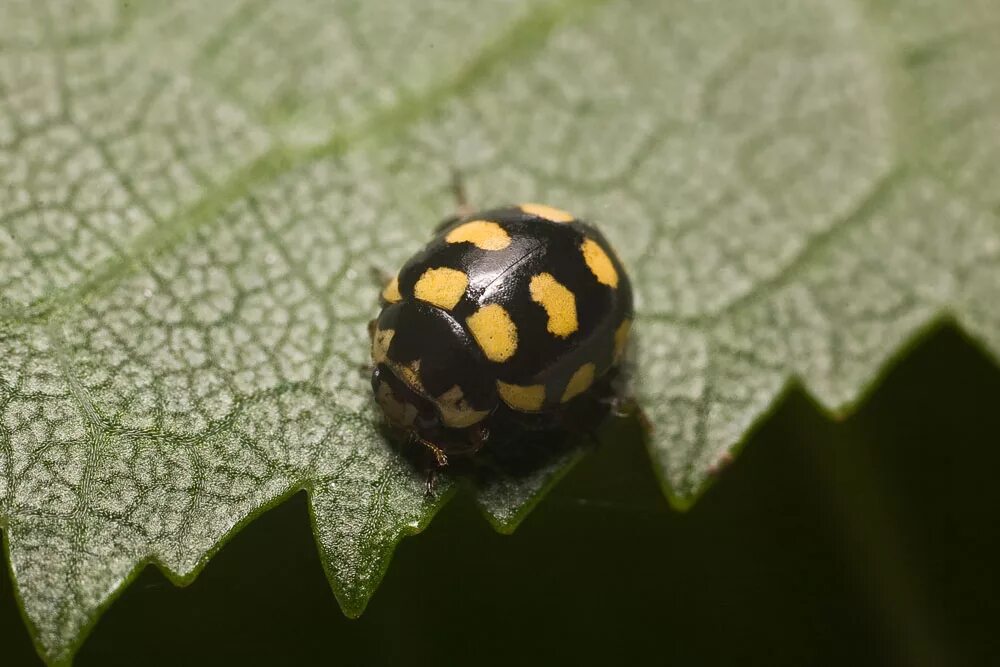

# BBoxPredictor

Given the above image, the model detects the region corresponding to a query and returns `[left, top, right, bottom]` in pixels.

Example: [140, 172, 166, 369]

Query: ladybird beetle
[370, 202, 633, 473]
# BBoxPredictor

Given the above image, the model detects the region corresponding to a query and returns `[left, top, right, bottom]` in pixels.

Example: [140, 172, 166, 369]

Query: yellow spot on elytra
[445, 220, 511, 251]
[497, 380, 546, 412]
[375, 382, 418, 428]
[435, 385, 489, 428]
[529, 272, 578, 338]
[466, 303, 518, 362]
[561, 363, 595, 403]
[520, 202, 574, 223]
[381, 275, 401, 303]
[371, 327, 395, 364]
[413, 267, 468, 310]
[581, 238, 619, 288]
[614, 319, 632, 361]
[393, 359, 425, 394]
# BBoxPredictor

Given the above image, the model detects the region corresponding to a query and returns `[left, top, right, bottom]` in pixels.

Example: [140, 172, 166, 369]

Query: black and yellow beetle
[370, 202, 633, 475]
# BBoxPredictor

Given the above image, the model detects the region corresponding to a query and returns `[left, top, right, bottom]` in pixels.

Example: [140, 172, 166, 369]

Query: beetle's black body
[371, 203, 632, 460]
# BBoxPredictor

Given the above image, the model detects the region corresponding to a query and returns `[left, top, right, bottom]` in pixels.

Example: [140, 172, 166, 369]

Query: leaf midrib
[0, 0, 611, 329]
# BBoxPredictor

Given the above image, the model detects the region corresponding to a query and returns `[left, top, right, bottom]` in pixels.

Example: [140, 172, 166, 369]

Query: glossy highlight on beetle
[370, 203, 633, 462]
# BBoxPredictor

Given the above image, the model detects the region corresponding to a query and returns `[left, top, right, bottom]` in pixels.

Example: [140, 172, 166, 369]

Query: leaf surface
[1, 0, 999, 662]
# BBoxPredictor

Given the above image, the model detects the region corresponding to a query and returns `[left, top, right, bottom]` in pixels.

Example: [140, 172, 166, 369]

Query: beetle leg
[469, 424, 489, 454]
[415, 436, 449, 467]
[412, 435, 449, 497]
[606, 395, 650, 432]
[434, 168, 475, 233]
[407, 432, 449, 465]
[355, 320, 378, 377]
[599, 394, 632, 419]
[450, 167, 474, 220]
[369, 265, 393, 288]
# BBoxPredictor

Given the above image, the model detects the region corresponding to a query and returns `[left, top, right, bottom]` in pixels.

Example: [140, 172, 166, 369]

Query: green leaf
[1, 0, 999, 662]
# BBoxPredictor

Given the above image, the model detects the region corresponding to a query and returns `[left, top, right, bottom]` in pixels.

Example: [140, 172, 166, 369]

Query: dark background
[3, 324, 999, 666]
